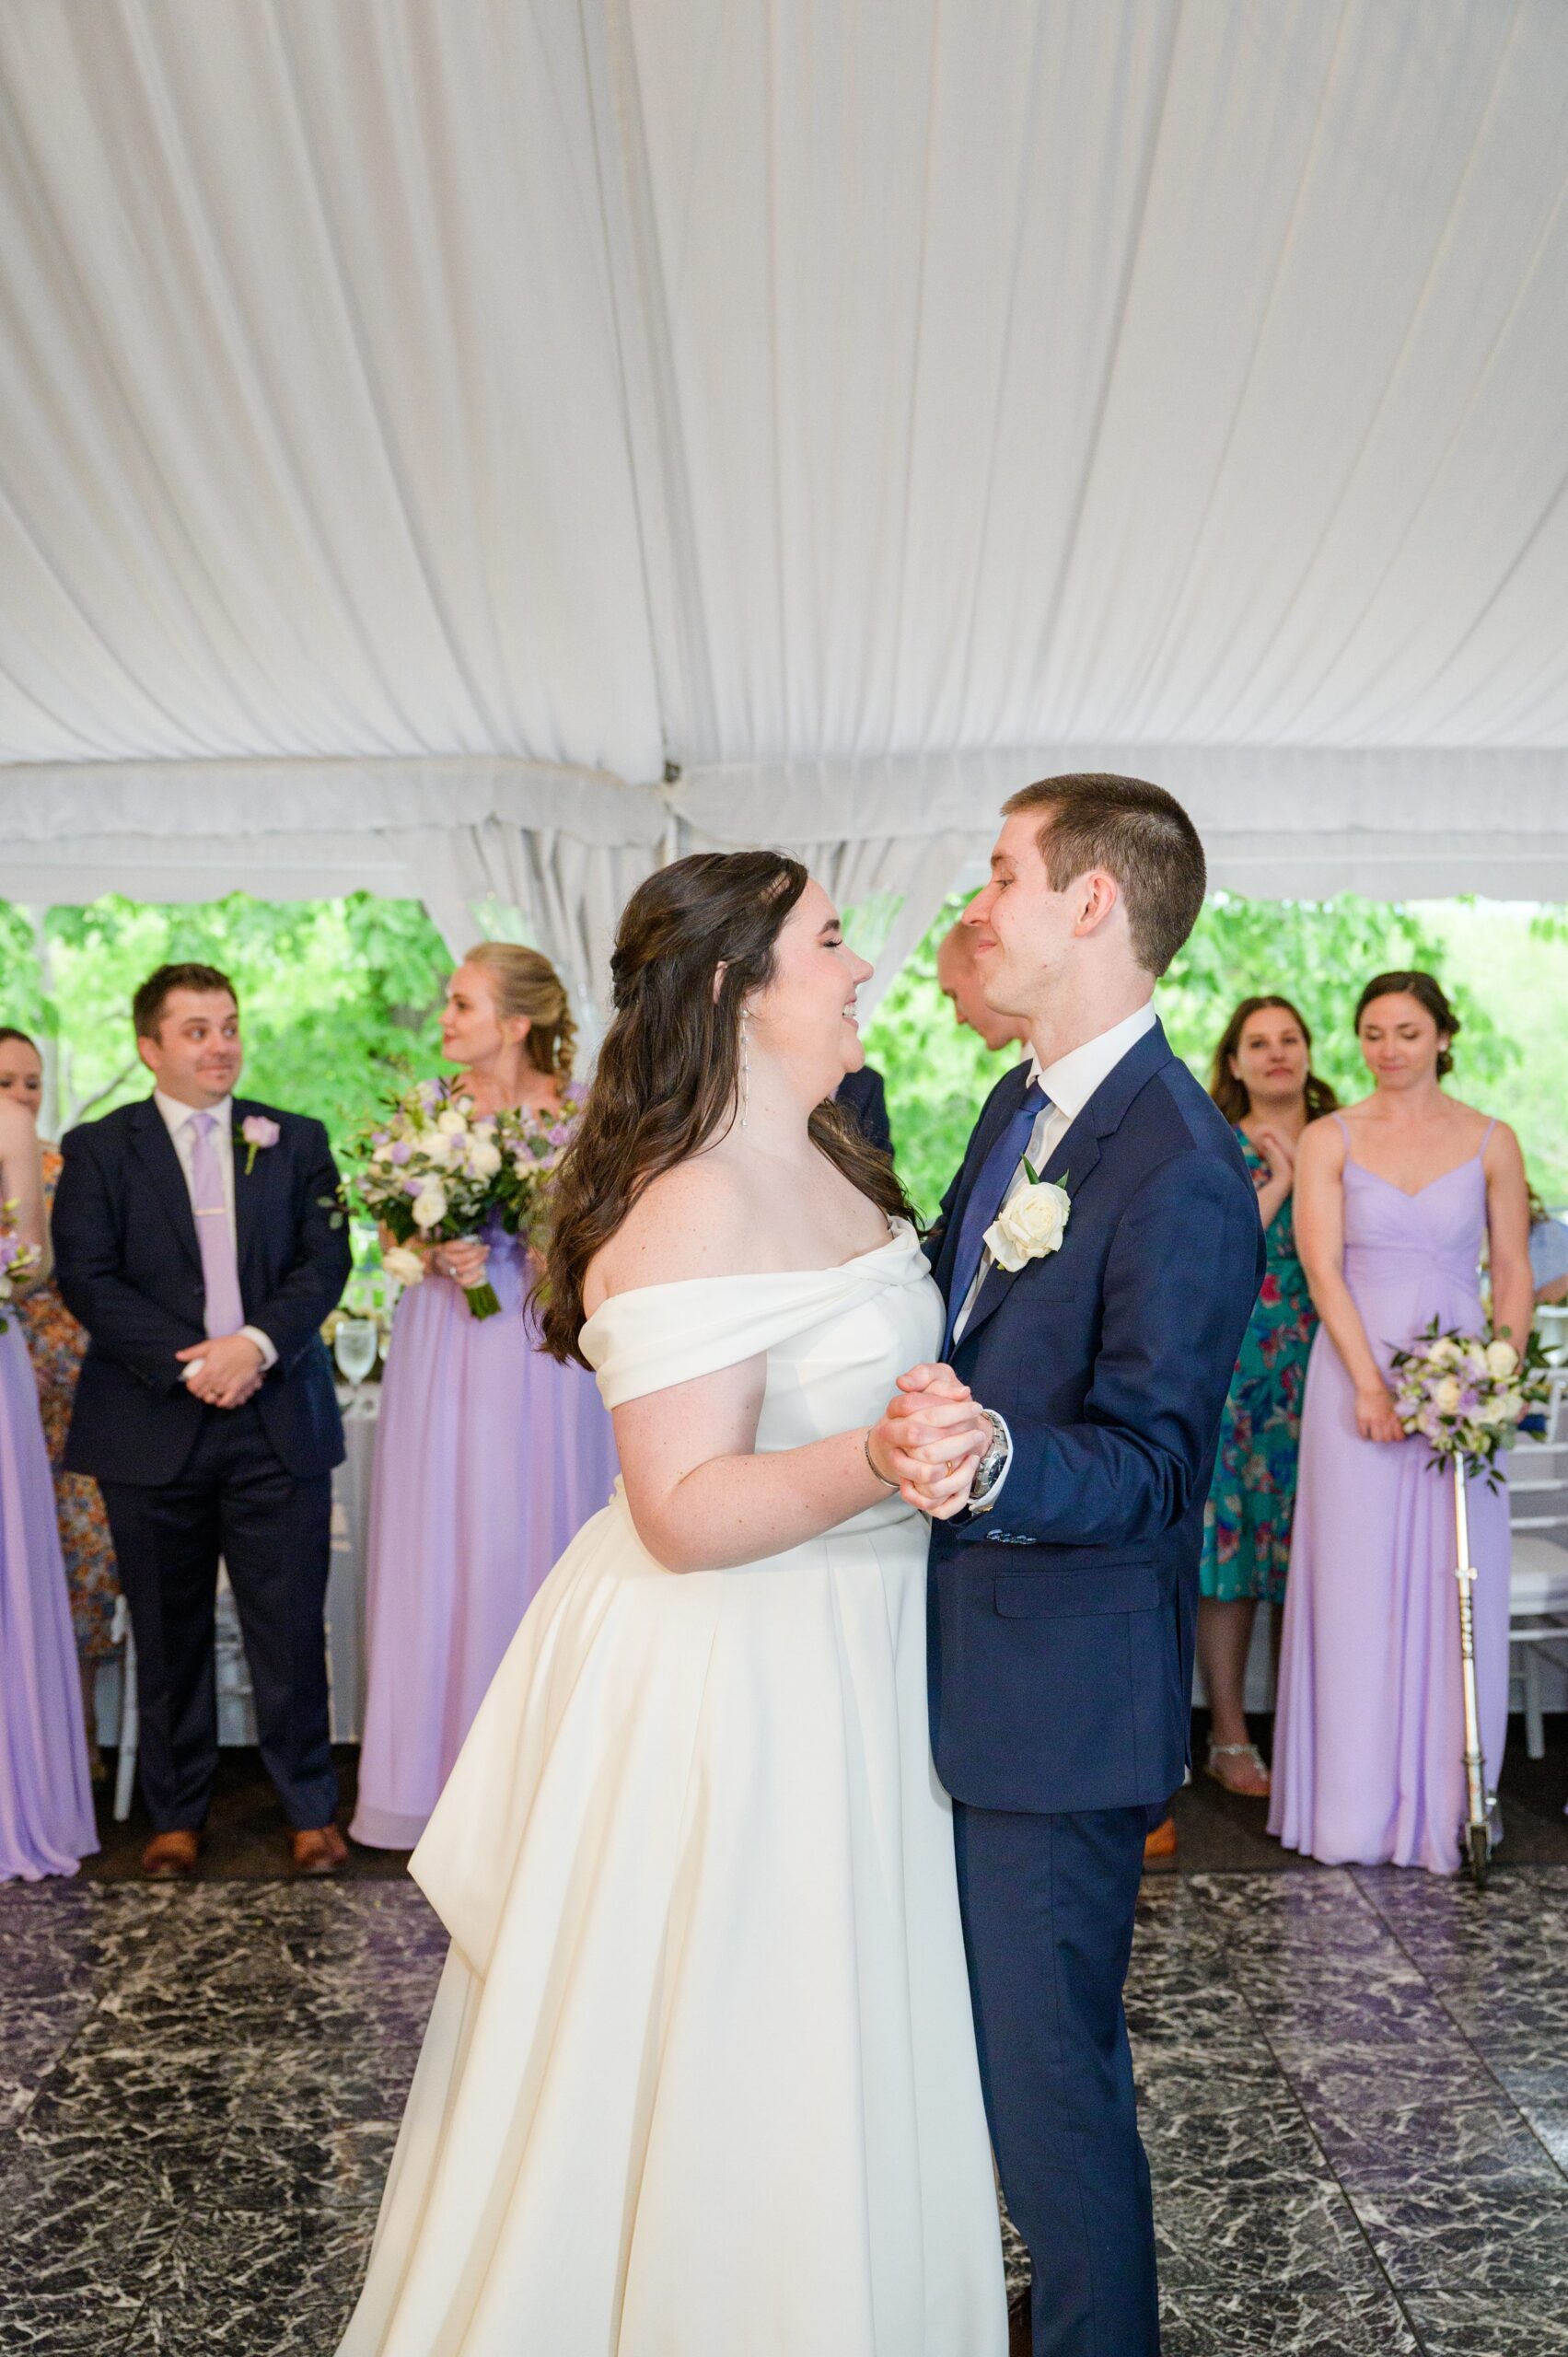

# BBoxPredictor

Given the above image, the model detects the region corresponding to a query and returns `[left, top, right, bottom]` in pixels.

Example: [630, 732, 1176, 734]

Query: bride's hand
[904, 1450, 986, 1520]
[869, 1381, 990, 1489]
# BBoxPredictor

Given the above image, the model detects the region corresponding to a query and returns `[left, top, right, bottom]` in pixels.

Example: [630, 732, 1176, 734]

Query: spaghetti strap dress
[1269, 1117, 1510, 1874]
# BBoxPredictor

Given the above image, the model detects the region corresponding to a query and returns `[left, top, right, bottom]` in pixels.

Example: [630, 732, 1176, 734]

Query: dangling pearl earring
[738, 1008, 751, 1130]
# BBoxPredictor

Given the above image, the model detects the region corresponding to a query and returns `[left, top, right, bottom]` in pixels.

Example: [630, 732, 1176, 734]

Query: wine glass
[333, 1317, 378, 1390]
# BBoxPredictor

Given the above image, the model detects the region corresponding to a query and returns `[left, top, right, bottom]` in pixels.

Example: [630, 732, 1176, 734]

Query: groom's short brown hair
[1002, 772, 1205, 978]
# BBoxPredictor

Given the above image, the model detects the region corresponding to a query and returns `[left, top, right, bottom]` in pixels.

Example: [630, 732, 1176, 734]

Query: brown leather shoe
[1143, 1815, 1178, 1864]
[291, 1823, 349, 1877]
[142, 1829, 201, 1878]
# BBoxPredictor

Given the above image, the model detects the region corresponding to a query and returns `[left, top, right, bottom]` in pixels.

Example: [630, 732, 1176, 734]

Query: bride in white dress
[336, 852, 1008, 2357]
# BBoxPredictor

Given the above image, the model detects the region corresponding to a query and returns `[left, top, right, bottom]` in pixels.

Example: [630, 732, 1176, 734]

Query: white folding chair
[1506, 1373, 1568, 1759]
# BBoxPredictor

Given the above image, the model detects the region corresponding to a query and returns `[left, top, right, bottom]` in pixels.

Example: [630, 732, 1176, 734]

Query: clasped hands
[177, 1331, 265, 1410]
[867, 1363, 993, 1519]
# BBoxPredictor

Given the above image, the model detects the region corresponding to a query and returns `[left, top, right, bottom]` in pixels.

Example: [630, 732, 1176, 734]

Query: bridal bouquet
[354, 1079, 581, 1320]
[1388, 1318, 1551, 1487]
[0, 1205, 41, 1335]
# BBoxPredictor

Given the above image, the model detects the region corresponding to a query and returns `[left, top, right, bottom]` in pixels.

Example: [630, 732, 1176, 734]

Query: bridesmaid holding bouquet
[1271, 973, 1531, 1874]
[350, 946, 619, 1851]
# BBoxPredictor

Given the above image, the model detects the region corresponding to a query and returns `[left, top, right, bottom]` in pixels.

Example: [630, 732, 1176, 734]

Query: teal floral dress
[1200, 1133, 1318, 1605]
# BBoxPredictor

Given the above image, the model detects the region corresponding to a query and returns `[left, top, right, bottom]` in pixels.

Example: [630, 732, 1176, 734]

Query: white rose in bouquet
[416, 1127, 452, 1165]
[1485, 1338, 1520, 1379]
[382, 1243, 425, 1286]
[1434, 1375, 1463, 1414]
[436, 1107, 469, 1137]
[1463, 1344, 1490, 1378]
[412, 1181, 447, 1230]
[469, 1138, 503, 1179]
[1429, 1335, 1464, 1367]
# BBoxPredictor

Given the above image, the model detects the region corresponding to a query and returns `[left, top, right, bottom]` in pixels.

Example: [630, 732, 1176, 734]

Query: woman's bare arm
[595, 1162, 987, 1571]
[1293, 1117, 1401, 1441]
[1483, 1120, 1533, 1351]
[0, 1104, 47, 1278]
[611, 1356, 978, 1572]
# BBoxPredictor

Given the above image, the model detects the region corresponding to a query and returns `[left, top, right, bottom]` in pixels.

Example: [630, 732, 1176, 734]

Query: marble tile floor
[3, 1858, 1567, 2351]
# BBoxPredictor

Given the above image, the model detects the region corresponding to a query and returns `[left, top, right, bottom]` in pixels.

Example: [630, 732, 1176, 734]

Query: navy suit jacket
[52, 1096, 352, 1488]
[834, 1062, 894, 1159]
[926, 1020, 1264, 1815]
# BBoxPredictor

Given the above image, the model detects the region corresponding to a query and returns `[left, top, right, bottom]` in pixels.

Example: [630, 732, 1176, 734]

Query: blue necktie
[944, 1078, 1049, 1353]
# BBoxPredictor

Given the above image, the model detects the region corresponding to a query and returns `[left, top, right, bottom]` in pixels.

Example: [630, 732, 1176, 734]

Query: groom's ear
[1071, 869, 1121, 940]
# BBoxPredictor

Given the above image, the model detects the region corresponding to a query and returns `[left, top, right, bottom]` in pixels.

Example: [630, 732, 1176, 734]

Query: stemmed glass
[333, 1317, 378, 1391]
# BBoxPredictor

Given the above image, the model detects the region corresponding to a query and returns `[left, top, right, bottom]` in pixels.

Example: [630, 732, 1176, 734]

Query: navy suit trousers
[953, 1801, 1159, 2357]
[100, 1399, 335, 1832]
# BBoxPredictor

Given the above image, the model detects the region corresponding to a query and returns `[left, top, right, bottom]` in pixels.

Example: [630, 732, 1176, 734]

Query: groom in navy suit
[52, 963, 352, 1877]
[872, 777, 1263, 2355]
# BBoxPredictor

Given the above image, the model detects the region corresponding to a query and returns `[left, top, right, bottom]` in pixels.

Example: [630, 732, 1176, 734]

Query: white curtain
[0, 761, 666, 1029]
[2, 1, 1568, 952]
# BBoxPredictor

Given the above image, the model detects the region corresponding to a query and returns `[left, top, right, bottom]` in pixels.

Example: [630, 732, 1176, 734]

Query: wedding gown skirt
[336, 1221, 1006, 2356]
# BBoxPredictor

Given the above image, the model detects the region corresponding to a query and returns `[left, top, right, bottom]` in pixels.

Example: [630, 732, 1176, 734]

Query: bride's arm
[612, 1357, 983, 1573]
[596, 1163, 986, 1573]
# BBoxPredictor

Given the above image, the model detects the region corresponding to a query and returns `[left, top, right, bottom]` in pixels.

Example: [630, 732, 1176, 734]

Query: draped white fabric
[1, 0, 1566, 970]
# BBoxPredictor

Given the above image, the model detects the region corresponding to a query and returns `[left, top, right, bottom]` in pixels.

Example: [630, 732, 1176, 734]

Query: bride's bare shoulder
[584, 1157, 755, 1312]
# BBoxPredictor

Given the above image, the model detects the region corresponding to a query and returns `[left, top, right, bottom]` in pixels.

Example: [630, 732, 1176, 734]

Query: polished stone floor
[3, 1746, 1566, 2353]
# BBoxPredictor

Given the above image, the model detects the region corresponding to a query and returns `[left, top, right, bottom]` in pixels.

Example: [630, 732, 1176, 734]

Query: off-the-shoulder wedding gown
[336, 1218, 1006, 2356]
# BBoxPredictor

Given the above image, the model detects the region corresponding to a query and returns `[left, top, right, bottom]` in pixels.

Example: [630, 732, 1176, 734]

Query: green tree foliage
[0, 894, 449, 1153]
[866, 891, 1524, 1221]
[1, 885, 1550, 1226]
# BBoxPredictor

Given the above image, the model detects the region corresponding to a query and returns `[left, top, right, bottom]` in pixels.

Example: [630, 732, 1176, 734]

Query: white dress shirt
[954, 999, 1157, 1507]
[153, 1091, 277, 1374]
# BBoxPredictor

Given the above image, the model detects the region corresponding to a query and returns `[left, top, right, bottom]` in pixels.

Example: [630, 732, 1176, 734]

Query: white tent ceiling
[2, 0, 1567, 1011]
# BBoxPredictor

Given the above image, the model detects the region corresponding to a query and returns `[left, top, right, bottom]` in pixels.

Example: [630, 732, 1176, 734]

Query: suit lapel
[955, 1019, 1173, 1353]
[958, 1110, 1102, 1350]
[230, 1100, 265, 1283]
[934, 1064, 1032, 1306]
[129, 1099, 201, 1273]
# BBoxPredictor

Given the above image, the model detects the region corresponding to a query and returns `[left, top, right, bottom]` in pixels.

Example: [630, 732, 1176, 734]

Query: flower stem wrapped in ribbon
[351, 1076, 583, 1320]
[1388, 1317, 1551, 1488]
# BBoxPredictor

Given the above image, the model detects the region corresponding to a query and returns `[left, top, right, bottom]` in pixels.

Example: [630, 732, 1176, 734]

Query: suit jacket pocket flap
[993, 1567, 1158, 1618]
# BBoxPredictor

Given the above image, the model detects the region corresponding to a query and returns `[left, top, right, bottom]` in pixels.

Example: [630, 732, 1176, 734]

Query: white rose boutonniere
[983, 1162, 1072, 1272]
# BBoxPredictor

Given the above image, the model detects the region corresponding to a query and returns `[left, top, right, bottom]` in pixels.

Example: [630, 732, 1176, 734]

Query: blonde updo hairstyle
[466, 943, 576, 1080]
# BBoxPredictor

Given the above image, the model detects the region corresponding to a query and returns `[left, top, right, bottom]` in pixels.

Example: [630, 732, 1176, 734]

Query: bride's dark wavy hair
[536, 852, 916, 1365]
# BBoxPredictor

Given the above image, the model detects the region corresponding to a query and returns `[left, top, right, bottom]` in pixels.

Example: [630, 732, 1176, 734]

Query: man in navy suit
[870, 777, 1263, 2355]
[52, 963, 352, 1877]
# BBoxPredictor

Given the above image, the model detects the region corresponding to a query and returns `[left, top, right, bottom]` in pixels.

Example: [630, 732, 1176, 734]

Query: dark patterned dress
[1200, 1132, 1318, 1606]
[17, 1147, 120, 1661]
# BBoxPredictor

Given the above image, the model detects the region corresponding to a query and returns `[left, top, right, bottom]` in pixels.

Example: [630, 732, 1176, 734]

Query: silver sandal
[1205, 1740, 1272, 1794]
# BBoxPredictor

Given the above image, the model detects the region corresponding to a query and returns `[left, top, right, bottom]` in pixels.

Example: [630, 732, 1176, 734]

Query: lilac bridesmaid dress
[1270, 1119, 1510, 1875]
[0, 1319, 97, 1881]
[351, 1223, 620, 1849]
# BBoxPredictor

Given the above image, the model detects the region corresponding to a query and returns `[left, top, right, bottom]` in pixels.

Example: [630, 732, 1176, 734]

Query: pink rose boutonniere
[241, 1115, 281, 1174]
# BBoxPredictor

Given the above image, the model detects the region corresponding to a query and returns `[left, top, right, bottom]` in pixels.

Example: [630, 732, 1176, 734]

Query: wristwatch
[968, 1409, 1010, 1511]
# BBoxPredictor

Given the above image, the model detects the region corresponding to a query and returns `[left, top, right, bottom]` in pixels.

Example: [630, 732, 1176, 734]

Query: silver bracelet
[864, 1430, 900, 1492]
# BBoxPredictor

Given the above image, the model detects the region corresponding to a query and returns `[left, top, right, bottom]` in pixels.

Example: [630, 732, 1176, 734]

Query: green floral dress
[1200, 1133, 1318, 1605]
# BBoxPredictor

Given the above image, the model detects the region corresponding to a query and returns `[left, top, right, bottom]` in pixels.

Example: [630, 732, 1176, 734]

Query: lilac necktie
[190, 1110, 245, 1339]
